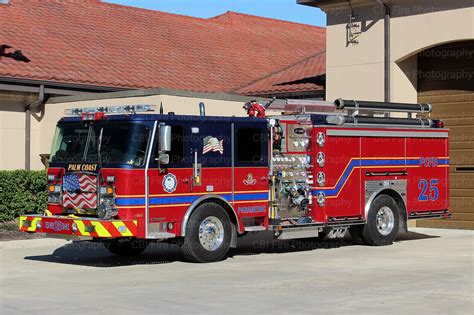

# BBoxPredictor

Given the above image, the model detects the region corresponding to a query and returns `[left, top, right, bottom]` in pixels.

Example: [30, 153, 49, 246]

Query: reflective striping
[112, 221, 133, 237]
[234, 199, 268, 204]
[312, 157, 449, 199]
[90, 221, 112, 237]
[116, 192, 269, 207]
[74, 220, 91, 236]
[326, 129, 449, 138]
[101, 221, 123, 237]
[19, 216, 41, 232]
[19, 216, 138, 238]
[27, 218, 40, 232]
[123, 220, 138, 236]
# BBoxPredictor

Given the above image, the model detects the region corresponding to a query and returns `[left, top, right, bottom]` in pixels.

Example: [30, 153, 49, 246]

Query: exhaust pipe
[199, 102, 206, 117]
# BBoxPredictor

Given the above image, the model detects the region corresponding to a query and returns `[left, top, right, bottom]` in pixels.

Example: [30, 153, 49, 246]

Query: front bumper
[19, 215, 138, 238]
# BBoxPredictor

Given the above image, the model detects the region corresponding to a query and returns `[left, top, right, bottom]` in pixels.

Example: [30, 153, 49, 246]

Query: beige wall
[0, 107, 25, 169]
[321, 0, 474, 102]
[0, 91, 39, 170]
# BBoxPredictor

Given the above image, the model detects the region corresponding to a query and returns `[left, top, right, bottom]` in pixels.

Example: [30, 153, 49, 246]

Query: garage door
[418, 91, 474, 230]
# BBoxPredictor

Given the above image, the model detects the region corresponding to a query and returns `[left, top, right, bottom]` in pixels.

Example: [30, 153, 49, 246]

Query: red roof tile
[234, 51, 325, 95]
[0, 0, 325, 94]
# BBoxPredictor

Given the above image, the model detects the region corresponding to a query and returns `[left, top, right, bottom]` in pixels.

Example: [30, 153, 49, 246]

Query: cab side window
[237, 127, 265, 164]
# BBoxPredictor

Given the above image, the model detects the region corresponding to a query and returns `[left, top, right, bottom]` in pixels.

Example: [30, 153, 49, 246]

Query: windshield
[50, 122, 150, 166]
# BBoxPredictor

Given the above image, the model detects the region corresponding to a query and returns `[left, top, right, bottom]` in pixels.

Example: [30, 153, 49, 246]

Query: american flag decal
[203, 136, 224, 155]
[62, 173, 97, 209]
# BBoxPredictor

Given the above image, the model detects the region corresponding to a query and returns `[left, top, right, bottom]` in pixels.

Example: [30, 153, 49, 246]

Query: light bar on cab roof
[64, 104, 156, 116]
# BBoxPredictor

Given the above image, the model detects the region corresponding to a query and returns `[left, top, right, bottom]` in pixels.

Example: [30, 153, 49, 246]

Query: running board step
[274, 226, 322, 240]
[244, 226, 267, 232]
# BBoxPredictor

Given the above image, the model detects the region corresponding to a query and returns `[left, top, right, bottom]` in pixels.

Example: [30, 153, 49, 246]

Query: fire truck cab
[20, 100, 450, 262]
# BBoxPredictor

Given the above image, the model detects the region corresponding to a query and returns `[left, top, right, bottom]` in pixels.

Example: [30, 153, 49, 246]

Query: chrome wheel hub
[376, 206, 395, 236]
[198, 216, 224, 251]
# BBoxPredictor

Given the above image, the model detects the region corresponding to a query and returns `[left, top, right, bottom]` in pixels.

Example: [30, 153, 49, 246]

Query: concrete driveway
[1, 228, 473, 315]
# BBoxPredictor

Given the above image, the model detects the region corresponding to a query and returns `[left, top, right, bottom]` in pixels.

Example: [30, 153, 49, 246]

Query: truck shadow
[24, 230, 438, 267]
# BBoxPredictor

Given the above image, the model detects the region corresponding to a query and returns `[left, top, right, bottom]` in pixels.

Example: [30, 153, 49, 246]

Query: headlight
[98, 196, 118, 219]
[47, 185, 62, 204]
[47, 194, 61, 203]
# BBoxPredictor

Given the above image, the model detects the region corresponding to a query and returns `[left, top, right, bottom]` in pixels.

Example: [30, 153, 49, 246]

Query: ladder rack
[268, 99, 442, 129]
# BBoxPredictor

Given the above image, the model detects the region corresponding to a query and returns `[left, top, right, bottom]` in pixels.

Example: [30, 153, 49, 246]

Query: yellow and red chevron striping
[19, 215, 138, 238]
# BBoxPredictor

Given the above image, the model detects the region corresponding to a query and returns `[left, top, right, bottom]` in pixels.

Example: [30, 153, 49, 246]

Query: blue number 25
[418, 179, 439, 201]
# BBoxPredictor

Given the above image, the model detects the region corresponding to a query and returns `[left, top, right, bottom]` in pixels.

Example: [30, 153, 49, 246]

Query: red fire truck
[20, 99, 450, 262]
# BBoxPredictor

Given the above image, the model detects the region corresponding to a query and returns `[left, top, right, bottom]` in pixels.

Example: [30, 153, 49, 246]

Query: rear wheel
[360, 195, 400, 246]
[104, 238, 148, 256]
[180, 203, 232, 263]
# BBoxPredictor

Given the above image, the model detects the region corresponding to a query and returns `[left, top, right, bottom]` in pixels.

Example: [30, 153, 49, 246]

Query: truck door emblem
[203, 136, 224, 154]
[162, 173, 177, 193]
[243, 173, 257, 185]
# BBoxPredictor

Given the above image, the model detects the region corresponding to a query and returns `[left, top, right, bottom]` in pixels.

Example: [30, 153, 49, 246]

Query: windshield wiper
[97, 127, 104, 169]
[82, 124, 93, 162]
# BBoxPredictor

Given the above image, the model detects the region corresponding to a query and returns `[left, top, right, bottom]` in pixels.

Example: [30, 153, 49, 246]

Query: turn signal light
[48, 185, 61, 193]
[100, 186, 114, 195]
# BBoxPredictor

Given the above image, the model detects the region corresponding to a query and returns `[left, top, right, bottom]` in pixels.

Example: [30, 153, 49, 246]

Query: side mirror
[160, 125, 171, 152]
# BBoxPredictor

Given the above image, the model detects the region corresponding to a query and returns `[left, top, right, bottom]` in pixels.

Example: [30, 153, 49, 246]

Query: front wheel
[180, 203, 232, 263]
[104, 238, 149, 256]
[358, 195, 400, 246]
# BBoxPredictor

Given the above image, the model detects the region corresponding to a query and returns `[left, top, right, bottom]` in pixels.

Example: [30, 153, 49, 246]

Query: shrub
[0, 170, 47, 222]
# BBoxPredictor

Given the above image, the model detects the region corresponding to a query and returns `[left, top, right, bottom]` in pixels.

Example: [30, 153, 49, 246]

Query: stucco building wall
[322, 0, 473, 102]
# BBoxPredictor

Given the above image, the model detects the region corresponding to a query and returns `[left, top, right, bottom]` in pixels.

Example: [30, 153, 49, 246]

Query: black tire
[361, 195, 400, 246]
[349, 225, 367, 245]
[104, 238, 148, 256]
[180, 203, 232, 263]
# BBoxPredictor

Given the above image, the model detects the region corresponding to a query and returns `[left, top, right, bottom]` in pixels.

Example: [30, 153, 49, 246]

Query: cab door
[147, 122, 193, 237]
[232, 123, 270, 225]
[188, 121, 232, 199]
